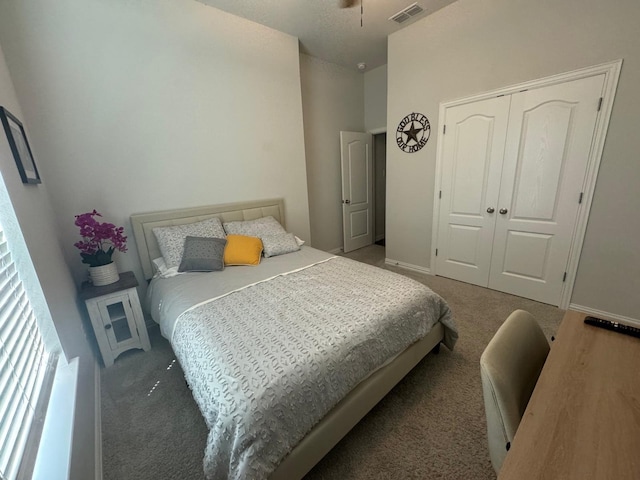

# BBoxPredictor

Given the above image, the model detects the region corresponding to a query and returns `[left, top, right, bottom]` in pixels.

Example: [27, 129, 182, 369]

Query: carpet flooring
[101, 245, 564, 479]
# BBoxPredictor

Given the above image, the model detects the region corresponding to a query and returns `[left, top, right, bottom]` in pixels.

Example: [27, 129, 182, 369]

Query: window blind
[0, 227, 55, 480]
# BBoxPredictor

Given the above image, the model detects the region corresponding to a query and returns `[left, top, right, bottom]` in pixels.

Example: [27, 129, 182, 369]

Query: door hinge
[439, 190, 442, 199]
[579, 192, 584, 204]
[435, 249, 438, 257]
[443, 125, 446, 134]
[597, 97, 603, 111]
[563, 272, 567, 282]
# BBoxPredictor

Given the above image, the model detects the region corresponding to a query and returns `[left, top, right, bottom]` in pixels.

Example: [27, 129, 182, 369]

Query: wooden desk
[499, 310, 640, 479]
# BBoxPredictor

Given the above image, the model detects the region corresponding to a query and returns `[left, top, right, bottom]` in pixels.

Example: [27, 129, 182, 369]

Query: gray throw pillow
[178, 236, 226, 272]
[262, 233, 300, 258]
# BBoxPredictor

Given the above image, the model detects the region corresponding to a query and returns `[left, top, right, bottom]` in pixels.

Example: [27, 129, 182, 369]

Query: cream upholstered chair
[480, 309, 550, 474]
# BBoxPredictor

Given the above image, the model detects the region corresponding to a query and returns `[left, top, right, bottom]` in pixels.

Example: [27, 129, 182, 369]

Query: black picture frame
[0, 106, 41, 184]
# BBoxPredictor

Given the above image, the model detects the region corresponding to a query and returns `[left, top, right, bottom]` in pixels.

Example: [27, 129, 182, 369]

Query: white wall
[387, 0, 640, 318]
[0, 43, 91, 362]
[0, 0, 310, 286]
[0, 42, 97, 480]
[364, 64, 387, 132]
[300, 54, 364, 252]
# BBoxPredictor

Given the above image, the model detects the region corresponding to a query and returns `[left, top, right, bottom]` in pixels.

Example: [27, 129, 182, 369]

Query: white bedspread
[147, 246, 334, 339]
[147, 248, 456, 480]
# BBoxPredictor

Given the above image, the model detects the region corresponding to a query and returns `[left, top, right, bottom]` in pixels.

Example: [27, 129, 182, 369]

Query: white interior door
[436, 96, 511, 286]
[489, 74, 605, 304]
[340, 131, 373, 253]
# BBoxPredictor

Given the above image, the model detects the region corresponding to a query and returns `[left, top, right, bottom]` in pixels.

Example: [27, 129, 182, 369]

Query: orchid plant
[74, 210, 127, 267]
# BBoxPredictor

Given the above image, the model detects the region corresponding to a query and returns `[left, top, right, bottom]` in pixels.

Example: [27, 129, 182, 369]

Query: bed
[131, 198, 457, 480]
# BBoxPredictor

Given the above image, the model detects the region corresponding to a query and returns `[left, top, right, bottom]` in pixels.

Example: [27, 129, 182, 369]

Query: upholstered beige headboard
[130, 198, 285, 280]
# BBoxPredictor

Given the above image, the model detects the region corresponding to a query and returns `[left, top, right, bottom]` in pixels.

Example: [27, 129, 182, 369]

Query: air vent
[405, 3, 424, 16]
[389, 3, 424, 24]
[389, 11, 411, 23]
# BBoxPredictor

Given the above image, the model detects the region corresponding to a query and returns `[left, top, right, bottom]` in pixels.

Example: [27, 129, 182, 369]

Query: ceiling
[196, 0, 457, 71]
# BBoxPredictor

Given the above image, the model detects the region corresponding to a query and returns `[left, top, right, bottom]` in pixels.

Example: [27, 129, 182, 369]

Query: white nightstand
[80, 271, 151, 367]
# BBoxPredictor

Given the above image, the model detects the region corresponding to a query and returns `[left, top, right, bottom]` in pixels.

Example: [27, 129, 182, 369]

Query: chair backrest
[480, 309, 550, 473]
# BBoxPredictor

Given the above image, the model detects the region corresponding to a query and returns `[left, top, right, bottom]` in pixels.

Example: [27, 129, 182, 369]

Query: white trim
[32, 357, 79, 480]
[94, 361, 102, 480]
[438, 60, 621, 108]
[385, 258, 431, 275]
[327, 247, 343, 255]
[559, 61, 622, 309]
[430, 97, 447, 275]
[431, 60, 623, 310]
[569, 304, 640, 328]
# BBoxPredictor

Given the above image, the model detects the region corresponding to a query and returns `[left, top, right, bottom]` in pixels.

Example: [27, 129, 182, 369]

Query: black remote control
[584, 316, 640, 339]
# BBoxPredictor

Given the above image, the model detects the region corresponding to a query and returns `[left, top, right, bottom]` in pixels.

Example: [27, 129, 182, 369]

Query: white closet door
[436, 96, 511, 286]
[489, 74, 604, 304]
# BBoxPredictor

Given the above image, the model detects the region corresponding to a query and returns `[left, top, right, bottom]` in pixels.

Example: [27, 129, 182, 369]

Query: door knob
[344, 199, 351, 204]
[486, 207, 495, 214]
[105, 324, 112, 330]
[499, 208, 508, 215]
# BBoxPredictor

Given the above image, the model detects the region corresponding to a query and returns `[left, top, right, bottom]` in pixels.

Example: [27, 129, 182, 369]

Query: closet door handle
[499, 208, 508, 215]
[486, 207, 495, 214]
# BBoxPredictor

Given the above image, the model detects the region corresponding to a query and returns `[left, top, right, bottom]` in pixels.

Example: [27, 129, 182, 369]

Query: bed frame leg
[431, 343, 441, 355]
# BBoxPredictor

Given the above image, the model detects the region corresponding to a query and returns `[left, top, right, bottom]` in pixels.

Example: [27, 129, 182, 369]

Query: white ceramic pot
[89, 262, 119, 286]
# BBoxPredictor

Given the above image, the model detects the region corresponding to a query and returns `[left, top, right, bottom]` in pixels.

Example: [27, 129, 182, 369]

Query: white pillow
[262, 233, 301, 258]
[152, 257, 182, 278]
[153, 217, 226, 270]
[152, 257, 167, 274]
[222, 216, 286, 238]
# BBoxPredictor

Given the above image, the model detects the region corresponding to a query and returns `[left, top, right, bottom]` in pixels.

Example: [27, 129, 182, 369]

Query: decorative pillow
[151, 257, 182, 278]
[152, 257, 168, 275]
[223, 235, 263, 266]
[153, 217, 226, 269]
[262, 233, 300, 258]
[222, 216, 286, 239]
[178, 236, 226, 272]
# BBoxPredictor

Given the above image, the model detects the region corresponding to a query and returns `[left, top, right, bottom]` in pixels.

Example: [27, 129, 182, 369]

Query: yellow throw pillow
[223, 235, 263, 266]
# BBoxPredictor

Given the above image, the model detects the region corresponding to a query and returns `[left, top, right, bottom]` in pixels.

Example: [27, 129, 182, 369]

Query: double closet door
[435, 74, 604, 305]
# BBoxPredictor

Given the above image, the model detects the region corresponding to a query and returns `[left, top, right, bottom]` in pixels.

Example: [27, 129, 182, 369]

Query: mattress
[147, 246, 457, 479]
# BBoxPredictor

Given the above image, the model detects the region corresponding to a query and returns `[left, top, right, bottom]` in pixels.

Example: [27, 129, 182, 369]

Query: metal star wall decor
[396, 112, 431, 153]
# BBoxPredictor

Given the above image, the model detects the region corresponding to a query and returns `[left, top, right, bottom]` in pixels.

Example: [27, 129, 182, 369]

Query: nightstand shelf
[80, 271, 151, 367]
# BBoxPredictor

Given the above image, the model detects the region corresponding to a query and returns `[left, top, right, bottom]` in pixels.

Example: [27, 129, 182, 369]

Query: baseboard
[327, 247, 343, 255]
[385, 258, 431, 275]
[94, 361, 103, 480]
[569, 304, 640, 327]
[375, 234, 385, 242]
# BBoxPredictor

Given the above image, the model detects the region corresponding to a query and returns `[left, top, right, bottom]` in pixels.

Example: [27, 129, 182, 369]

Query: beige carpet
[101, 245, 564, 479]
